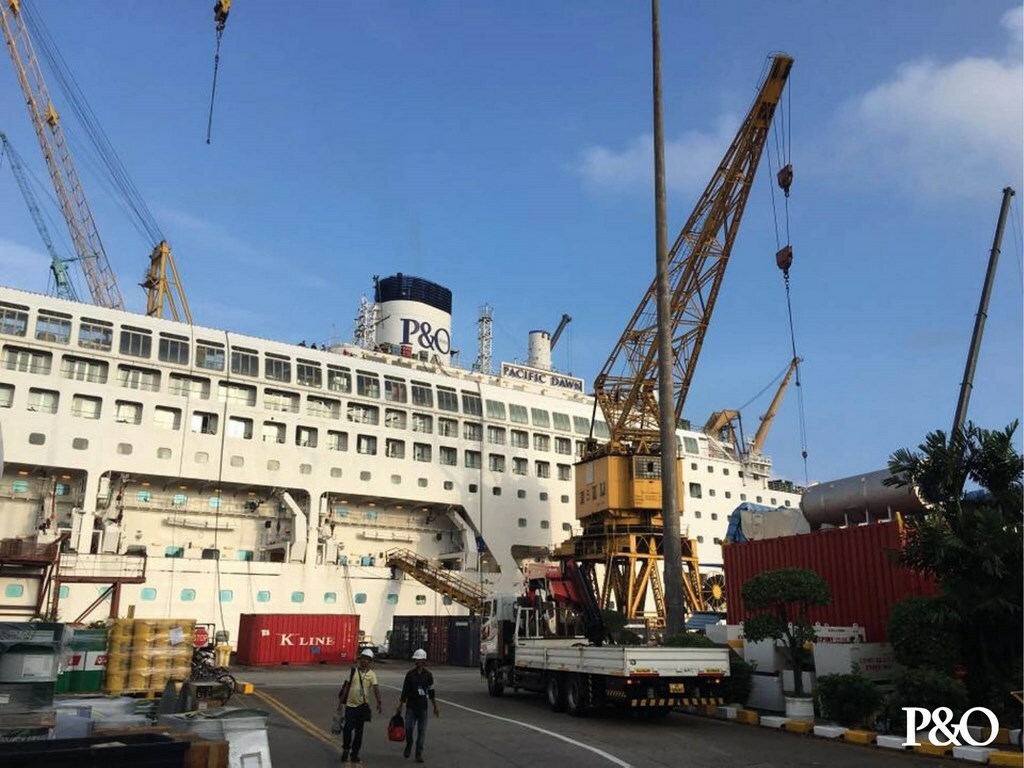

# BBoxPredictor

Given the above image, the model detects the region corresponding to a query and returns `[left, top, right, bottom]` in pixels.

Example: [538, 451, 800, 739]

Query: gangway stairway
[385, 548, 488, 613]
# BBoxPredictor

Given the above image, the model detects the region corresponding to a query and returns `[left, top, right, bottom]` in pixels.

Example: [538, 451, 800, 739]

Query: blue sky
[1, 1, 1021, 484]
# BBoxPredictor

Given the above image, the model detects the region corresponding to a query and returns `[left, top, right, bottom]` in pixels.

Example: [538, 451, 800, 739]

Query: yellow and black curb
[683, 705, 1023, 766]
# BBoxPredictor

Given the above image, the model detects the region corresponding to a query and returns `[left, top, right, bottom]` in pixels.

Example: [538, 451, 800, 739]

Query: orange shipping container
[236, 614, 360, 666]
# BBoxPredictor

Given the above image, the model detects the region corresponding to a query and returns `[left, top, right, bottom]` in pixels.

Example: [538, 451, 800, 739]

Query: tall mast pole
[652, 0, 685, 636]
[952, 186, 1015, 434]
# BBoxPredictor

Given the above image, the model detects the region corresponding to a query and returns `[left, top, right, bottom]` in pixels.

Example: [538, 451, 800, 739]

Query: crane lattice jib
[1, 0, 124, 310]
[593, 54, 792, 450]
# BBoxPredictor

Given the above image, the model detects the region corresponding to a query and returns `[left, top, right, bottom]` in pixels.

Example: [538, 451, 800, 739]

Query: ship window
[533, 434, 550, 452]
[4, 346, 52, 374]
[360, 471, 371, 481]
[62, 355, 108, 383]
[709, 489, 716, 497]
[75, 319, 112, 351]
[265, 354, 291, 383]
[443, 480, 453, 489]
[297, 360, 322, 388]
[158, 334, 190, 365]
[461, 392, 482, 417]
[552, 412, 571, 432]
[492, 487, 501, 496]
[0, 302, 29, 337]
[72, 438, 89, 450]
[411, 412, 433, 434]
[512, 458, 528, 475]
[172, 493, 188, 506]
[510, 430, 529, 448]
[72, 395, 101, 420]
[411, 381, 433, 407]
[28, 388, 59, 414]
[487, 426, 506, 445]
[463, 422, 482, 441]
[181, 588, 196, 601]
[535, 461, 550, 478]
[170, 374, 211, 400]
[219, 589, 233, 602]
[202, 548, 220, 560]
[708, 465, 714, 473]
[697, 536, 705, 544]
[437, 387, 458, 413]
[196, 341, 225, 371]
[740, 493, 747, 501]
[572, 416, 590, 435]
[165, 546, 184, 558]
[154, 406, 182, 431]
[469, 484, 478, 493]
[327, 430, 348, 451]
[324, 592, 337, 604]
[576, 440, 586, 457]
[267, 460, 280, 471]
[231, 347, 259, 377]
[11, 480, 29, 493]
[683, 437, 699, 454]
[357, 435, 377, 455]
[415, 595, 427, 606]
[230, 455, 244, 467]
[541, 492, 550, 501]
[695, 511, 702, 519]
[225, 416, 252, 439]
[594, 421, 611, 439]
[691, 462, 698, 470]
[117, 364, 160, 392]
[266, 389, 300, 413]
[560, 495, 570, 503]
[385, 377, 407, 403]
[770, 497, 777, 505]
[331, 467, 343, 477]
[347, 402, 379, 425]
[540, 520, 550, 529]
[438, 417, 458, 437]
[296, 426, 318, 448]
[440, 446, 457, 466]
[257, 591, 270, 603]
[517, 489, 526, 498]
[307, 395, 341, 419]
[723, 468, 730, 476]
[115, 441, 132, 455]
[136, 490, 151, 502]
[356, 371, 381, 398]
[35, 311, 72, 344]
[300, 463, 312, 474]
[465, 451, 481, 469]
[385, 439, 405, 459]
[385, 408, 407, 429]
[291, 591, 305, 603]
[190, 411, 218, 435]
[390, 474, 401, 484]
[555, 437, 572, 455]
[4, 584, 23, 598]
[485, 399, 506, 420]
[711, 513, 719, 521]
[784, 499, 791, 507]
[413, 443, 432, 462]
[488, 454, 505, 472]
[119, 326, 152, 358]
[218, 381, 257, 406]
[689, 483, 702, 499]
[417, 478, 428, 487]
[509, 404, 529, 424]
[725, 491, 732, 499]
[355, 593, 368, 604]
[0, 383, 12, 408]
[738, 470, 744, 478]
[530, 408, 550, 428]
[386, 593, 399, 605]
[557, 464, 572, 481]
[756, 496, 763, 503]
[517, 518, 527, 528]
[320, 366, 351, 396]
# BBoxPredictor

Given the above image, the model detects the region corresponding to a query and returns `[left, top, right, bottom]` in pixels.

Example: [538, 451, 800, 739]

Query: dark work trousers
[404, 706, 429, 756]
[342, 707, 367, 757]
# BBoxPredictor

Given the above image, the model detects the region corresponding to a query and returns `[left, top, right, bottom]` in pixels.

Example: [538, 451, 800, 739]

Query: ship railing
[58, 553, 147, 583]
[0, 537, 61, 563]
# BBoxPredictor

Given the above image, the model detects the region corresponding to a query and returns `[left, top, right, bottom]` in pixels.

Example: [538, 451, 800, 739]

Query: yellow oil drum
[105, 669, 128, 694]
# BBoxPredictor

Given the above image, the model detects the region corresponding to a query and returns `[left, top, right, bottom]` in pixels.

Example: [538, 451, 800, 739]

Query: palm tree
[887, 421, 1023, 721]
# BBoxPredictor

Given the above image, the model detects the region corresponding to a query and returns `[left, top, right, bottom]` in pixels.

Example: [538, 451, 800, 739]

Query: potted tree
[741, 568, 831, 721]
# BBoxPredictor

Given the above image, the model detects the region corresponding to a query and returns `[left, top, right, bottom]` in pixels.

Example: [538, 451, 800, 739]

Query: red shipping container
[723, 521, 937, 642]
[426, 616, 450, 666]
[236, 614, 360, 666]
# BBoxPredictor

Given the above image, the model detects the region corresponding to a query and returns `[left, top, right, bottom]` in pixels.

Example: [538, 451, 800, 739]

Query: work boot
[340, 751, 349, 764]
[351, 754, 361, 765]
[404, 742, 412, 758]
[415, 754, 424, 763]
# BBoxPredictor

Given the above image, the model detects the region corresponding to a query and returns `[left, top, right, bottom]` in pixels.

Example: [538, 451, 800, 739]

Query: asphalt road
[233, 664, 939, 768]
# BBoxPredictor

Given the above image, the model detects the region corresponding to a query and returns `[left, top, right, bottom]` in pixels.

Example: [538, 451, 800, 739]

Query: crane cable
[765, 66, 810, 484]
[207, 1, 232, 145]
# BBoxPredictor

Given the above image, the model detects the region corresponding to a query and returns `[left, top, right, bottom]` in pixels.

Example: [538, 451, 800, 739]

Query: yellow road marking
[250, 689, 340, 753]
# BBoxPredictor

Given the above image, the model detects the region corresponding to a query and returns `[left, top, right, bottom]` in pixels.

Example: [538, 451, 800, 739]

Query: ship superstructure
[0, 275, 801, 642]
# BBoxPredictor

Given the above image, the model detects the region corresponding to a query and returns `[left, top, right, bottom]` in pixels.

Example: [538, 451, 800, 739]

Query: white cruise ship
[0, 273, 801, 643]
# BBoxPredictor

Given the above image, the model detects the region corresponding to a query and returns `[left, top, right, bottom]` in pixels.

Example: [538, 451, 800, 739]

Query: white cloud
[577, 114, 739, 195]
[831, 10, 1023, 200]
[0, 239, 53, 294]
[1003, 6, 1023, 51]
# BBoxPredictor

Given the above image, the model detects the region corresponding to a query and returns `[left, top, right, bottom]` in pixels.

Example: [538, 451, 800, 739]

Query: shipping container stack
[390, 615, 481, 667]
[105, 619, 194, 695]
[235, 614, 359, 666]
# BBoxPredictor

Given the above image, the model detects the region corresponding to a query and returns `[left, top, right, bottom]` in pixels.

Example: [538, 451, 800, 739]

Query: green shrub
[663, 632, 717, 648]
[887, 596, 961, 673]
[723, 652, 754, 706]
[814, 670, 880, 727]
[887, 668, 968, 730]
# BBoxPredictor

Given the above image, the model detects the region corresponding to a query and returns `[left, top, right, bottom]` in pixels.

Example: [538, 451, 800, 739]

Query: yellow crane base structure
[556, 521, 705, 631]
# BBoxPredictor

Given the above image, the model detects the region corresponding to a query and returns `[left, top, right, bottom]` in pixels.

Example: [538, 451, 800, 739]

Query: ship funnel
[528, 330, 552, 371]
[374, 274, 453, 363]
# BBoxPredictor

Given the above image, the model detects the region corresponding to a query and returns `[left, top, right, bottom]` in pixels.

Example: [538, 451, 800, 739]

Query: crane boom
[1, 0, 124, 310]
[593, 54, 792, 451]
[750, 356, 800, 456]
[1, 130, 79, 301]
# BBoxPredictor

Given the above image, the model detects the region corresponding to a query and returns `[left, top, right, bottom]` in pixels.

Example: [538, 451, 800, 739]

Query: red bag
[387, 713, 406, 743]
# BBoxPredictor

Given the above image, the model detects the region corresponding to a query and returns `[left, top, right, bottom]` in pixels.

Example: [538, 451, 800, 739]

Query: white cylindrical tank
[374, 274, 453, 362]
[800, 468, 927, 530]
[528, 330, 552, 371]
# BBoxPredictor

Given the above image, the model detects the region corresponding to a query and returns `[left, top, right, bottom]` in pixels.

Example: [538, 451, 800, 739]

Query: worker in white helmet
[397, 648, 439, 762]
[338, 648, 382, 764]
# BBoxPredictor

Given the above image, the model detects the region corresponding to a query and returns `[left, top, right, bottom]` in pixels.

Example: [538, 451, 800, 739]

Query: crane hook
[777, 163, 793, 198]
[775, 245, 793, 277]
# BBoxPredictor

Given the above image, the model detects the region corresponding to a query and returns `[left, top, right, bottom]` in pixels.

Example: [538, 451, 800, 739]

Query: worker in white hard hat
[338, 648, 383, 764]
[397, 648, 439, 762]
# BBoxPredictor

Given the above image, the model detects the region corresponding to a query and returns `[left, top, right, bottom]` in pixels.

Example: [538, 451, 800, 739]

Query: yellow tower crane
[565, 53, 794, 628]
[2, 0, 192, 323]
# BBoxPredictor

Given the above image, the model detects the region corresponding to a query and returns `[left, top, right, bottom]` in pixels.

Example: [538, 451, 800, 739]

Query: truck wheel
[565, 674, 590, 718]
[487, 667, 504, 697]
[546, 674, 566, 712]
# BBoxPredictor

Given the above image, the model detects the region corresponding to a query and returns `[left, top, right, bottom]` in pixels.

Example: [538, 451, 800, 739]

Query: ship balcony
[58, 553, 147, 584]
